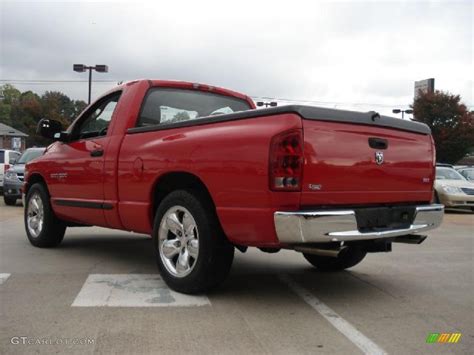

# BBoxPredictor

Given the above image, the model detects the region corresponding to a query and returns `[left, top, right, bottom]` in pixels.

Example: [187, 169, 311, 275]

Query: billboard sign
[414, 78, 435, 99]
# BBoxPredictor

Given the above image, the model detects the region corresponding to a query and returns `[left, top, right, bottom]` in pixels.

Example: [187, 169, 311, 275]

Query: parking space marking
[279, 274, 387, 355]
[0, 273, 11, 285]
[72, 274, 210, 307]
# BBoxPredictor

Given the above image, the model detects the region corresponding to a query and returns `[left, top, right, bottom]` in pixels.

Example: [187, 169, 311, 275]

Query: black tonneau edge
[127, 105, 431, 135]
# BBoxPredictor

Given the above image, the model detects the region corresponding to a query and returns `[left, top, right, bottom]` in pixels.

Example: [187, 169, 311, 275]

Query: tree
[0, 84, 87, 147]
[0, 84, 21, 126]
[0, 84, 21, 104]
[412, 91, 474, 164]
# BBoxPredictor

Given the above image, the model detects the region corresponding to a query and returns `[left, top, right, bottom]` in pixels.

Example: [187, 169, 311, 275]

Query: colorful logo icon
[426, 333, 462, 343]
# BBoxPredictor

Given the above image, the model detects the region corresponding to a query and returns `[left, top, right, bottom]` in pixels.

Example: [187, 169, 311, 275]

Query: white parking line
[72, 274, 210, 307]
[0, 273, 11, 285]
[279, 274, 387, 355]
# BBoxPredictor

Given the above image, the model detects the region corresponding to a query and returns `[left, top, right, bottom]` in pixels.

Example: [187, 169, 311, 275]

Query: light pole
[73, 64, 109, 104]
[392, 109, 413, 119]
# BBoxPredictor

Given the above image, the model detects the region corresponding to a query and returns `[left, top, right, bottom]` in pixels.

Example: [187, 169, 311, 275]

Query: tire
[153, 189, 234, 294]
[3, 196, 17, 206]
[303, 246, 367, 271]
[24, 183, 66, 248]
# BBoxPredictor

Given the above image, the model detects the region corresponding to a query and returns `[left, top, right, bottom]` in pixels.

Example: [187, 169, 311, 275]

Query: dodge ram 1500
[24, 79, 444, 293]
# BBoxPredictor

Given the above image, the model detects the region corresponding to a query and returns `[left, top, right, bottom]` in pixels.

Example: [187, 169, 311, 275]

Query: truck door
[48, 92, 121, 227]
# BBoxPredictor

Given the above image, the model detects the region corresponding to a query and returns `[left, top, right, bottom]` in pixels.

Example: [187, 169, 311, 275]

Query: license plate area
[355, 206, 416, 232]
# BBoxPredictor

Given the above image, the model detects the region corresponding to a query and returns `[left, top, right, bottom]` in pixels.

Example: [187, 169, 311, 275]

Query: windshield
[459, 168, 474, 179]
[17, 149, 45, 164]
[436, 167, 466, 181]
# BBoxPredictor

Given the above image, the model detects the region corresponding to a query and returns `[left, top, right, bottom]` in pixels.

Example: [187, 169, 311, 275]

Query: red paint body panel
[28, 138, 110, 226]
[25, 79, 435, 248]
[117, 113, 302, 245]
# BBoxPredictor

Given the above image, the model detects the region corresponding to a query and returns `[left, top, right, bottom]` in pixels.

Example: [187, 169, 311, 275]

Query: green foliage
[0, 84, 21, 104]
[0, 84, 21, 127]
[413, 91, 474, 164]
[0, 84, 87, 147]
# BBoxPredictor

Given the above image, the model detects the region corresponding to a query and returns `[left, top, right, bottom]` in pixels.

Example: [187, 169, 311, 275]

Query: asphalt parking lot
[0, 199, 472, 354]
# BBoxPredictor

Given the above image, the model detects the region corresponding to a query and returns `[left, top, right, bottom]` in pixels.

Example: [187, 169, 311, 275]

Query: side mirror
[37, 119, 65, 140]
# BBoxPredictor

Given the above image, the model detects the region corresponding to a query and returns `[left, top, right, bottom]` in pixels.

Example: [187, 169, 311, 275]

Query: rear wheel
[3, 195, 17, 206]
[153, 189, 234, 294]
[24, 183, 66, 248]
[303, 246, 367, 271]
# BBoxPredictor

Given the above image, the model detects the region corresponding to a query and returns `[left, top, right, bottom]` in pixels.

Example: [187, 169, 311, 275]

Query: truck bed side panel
[117, 113, 302, 246]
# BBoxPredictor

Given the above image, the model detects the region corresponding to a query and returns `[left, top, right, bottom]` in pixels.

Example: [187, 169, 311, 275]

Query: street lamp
[392, 109, 413, 119]
[256, 101, 278, 108]
[73, 64, 109, 104]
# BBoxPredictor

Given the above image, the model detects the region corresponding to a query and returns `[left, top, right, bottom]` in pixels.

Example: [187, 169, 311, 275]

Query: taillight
[4, 164, 9, 172]
[269, 129, 303, 191]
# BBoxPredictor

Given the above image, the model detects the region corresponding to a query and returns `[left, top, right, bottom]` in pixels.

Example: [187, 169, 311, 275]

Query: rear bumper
[274, 204, 444, 244]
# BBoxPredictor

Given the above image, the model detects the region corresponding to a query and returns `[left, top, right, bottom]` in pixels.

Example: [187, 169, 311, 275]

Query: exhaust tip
[294, 246, 347, 258]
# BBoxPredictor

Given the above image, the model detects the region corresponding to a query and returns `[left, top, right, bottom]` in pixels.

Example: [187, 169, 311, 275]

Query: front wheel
[24, 183, 66, 248]
[303, 246, 367, 271]
[153, 189, 234, 294]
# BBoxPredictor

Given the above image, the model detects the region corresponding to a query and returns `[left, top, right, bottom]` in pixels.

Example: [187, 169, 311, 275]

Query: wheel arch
[150, 171, 217, 223]
[25, 173, 48, 196]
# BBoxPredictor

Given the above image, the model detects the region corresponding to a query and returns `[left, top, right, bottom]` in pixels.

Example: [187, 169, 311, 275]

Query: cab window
[137, 88, 251, 127]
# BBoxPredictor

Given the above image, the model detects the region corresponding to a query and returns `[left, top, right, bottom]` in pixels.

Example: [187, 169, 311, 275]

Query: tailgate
[301, 119, 434, 206]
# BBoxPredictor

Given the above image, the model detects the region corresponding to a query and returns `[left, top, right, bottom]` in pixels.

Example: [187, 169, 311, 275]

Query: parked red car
[24, 80, 444, 293]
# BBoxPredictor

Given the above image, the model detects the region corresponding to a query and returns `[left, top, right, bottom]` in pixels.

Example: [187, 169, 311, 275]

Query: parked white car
[0, 149, 21, 190]
[435, 167, 474, 211]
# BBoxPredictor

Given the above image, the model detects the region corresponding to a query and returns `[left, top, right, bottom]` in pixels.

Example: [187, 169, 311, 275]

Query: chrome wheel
[158, 206, 199, 278]
[27, 192, 44, 238]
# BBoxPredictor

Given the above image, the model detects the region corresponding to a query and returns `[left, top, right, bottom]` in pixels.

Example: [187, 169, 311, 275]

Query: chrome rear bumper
[274, 204, 444, 244]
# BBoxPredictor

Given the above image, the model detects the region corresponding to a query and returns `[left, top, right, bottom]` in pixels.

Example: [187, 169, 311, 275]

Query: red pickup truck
[24, 79, 444, 293]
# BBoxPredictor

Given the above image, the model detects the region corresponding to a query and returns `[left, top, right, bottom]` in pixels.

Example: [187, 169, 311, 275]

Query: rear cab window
[136, 88, 252, 127]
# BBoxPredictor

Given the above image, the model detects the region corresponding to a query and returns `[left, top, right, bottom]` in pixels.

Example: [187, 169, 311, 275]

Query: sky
[0, 0, 472, 117]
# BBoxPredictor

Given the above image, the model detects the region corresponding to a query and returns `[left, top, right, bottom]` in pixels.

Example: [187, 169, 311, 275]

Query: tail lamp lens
[269, 129, 303, 191]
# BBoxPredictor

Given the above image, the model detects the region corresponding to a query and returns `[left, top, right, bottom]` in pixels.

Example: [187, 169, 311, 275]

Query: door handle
[90, 149, 104, 157]
[368, 137, 388, 150]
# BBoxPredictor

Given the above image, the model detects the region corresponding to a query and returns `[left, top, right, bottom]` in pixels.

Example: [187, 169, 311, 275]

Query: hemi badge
[422, 177, 430, 183]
